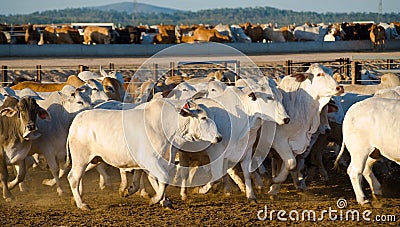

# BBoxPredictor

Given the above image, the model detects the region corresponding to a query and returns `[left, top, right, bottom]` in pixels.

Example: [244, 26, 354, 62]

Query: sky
[1, 0, 399, 15]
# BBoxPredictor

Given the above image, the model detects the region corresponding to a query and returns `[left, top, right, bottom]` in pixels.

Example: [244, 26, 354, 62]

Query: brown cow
[180, 26, 231, 43]
[11, 75, 85, 92]
[84, 26, 111, 44]
[241, 22, 264, 42]
[0, 31, 7, 44]
[42, 26, 82, 44]
[369, 24, 386, 49]
[24, 24, 40, 45]
[153, 25, 177, 44]
[101, 77, 125, 101]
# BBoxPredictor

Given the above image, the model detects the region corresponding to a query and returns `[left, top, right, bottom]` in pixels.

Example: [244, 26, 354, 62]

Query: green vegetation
[0, 6, 399, 26]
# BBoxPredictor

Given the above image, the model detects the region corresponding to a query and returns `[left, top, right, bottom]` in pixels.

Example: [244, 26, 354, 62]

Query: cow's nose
[216, 136, 223, 143]
[325, 128, 331, 134]
[284, 118, 290, 124]
[336, 86, 344, 93]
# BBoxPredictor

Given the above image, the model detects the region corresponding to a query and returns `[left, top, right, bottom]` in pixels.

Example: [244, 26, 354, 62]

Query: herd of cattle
[0, 21, 399, 48]
[0, 63, 400, 210]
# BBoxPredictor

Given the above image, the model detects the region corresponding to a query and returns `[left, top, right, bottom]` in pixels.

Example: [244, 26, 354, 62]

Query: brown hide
[11, 75, 85, 92]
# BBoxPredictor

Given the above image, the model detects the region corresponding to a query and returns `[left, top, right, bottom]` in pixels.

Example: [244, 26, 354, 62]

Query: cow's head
[240, 80, 290, 127]
[80, 79, 110, 106]
[178, 101, 222, 144]
[0, 97, 50, 140]
[58, 85, 92, 114]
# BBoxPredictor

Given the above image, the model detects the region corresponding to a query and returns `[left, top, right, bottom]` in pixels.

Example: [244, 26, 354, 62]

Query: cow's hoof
[181, 194, 187, 201]
[248, 198, 257, 204]
[56, 187, 64, 197]
[5, 197, 12, 202]
[161, 198, 173, 209]
[224, 192, 231, 197]
[70, 197, 76, 205]
[371, 200, 383, 208]
[80, 204, 91, 211]
[359, 200, 371, 207]
[269, 195, 278, 201]
[139, 190, 150, 199]
[42, 178, 56, 186]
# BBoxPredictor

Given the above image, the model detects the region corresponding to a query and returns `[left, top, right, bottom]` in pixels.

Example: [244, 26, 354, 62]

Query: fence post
[285, 60, 292, 75]
[109, 63, 114, 71]
[387, 59, 393, 70]
[170, 62, 175, 77]
[351, 61, 361, 85]
[344, 58, 350, 78]
[1, 65, 8, 84]
[36, 65, 42, 82]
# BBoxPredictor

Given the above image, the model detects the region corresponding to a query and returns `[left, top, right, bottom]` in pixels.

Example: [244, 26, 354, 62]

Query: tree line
[1, 6, 399, 27]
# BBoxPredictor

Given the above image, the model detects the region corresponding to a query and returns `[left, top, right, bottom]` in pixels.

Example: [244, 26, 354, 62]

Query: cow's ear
[38, 109, 51, 121]
[179, 108, 193, 117]
[0, 107, 18, 117]
[247, 92, 257, 101]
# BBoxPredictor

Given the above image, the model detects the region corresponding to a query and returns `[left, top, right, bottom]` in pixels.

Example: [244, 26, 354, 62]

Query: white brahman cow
[191, 79, 290, 202]
[335, 98, 400, 205]
[66, 98, 222, 210]
[27, 85, 92, 196]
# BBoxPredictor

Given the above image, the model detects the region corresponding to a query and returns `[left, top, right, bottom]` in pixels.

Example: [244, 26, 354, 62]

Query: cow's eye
[93, 88, 98, 91]
[201, 116, 207, 120]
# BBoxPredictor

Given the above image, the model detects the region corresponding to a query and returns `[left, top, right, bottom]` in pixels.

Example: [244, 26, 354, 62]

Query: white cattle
[378, 22, 399, 40]
[374, 86, 400, 99]
[335, 98, 400, 205]
[66, 98, 222, 210]
[191, 79, 290, 202]
[343, 73, 400, 95]
[293, 24, 329, 41]
[262, 27, 286, 42]
[263, 72, 343, 198]
[27, 85, 92, 196]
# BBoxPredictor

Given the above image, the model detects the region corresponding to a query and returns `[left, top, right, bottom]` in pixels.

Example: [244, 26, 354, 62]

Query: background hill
[91, 2, 182, 14]
[0, 2, 399, 26]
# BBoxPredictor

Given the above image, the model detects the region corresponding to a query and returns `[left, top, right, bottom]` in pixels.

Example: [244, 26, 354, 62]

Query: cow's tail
[333, 140, 346, 171]
[65, 135, 72, 168]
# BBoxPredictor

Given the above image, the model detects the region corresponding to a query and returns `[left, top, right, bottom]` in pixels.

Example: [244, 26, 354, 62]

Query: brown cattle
[24, 24, 40, 45]
[0, 31, 7, 44]
[42, 26, 83, 44]
[11, 75, 85, 92]
[153, 25, 177, 44]
[83, 26, 111, 44]
[180, 26, 231, 43]
[241, 22, 263, 42]
[101, 77, 125, 101]
[369, 24, 386, 49]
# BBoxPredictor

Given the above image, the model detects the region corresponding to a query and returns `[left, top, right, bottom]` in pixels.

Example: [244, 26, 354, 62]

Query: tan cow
[84, 26, 111, 44]
[11, 75, 85, 92]
[369, 24, 386, 49]
[101, 77, 125, 101]
[180, 26, 231, 43]
[42, 26, 83, 44]
[153, 25, 177, 44]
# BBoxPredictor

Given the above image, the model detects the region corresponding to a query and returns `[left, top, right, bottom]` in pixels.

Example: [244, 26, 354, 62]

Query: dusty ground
[0, 52, 399, 226]
[0, 155, 399, 226]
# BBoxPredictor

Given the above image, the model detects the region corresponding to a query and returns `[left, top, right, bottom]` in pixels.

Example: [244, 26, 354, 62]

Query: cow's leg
[291, 155, 307, 191]
[268, 156, 283, 200]
[42, 151, 64, 196]
[197, 156, 224, 194]
[347, 154, 369, 205]
[179, 152, 190, 201]
[0, 153, 12, 201]
[8, 160, 26, 190]
[240, 157, 256, 202]
[96, 163, 111, 190]
[272, 143, 296, 184]
[68, 162, 90, 210]
[362, 157, 382, 199]
[128, 170, 142, 196]
[119, 169, 129, 197]
[227, 167, 245, 192]
[251, 171, 264, 194]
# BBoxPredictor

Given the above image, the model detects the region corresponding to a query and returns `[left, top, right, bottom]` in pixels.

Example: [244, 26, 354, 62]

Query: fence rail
[1, 56, 399, 86]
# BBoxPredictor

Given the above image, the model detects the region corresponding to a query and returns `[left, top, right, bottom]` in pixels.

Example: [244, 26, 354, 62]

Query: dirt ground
[0, 155, 399, 226]
[0, 52, 399, 226]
